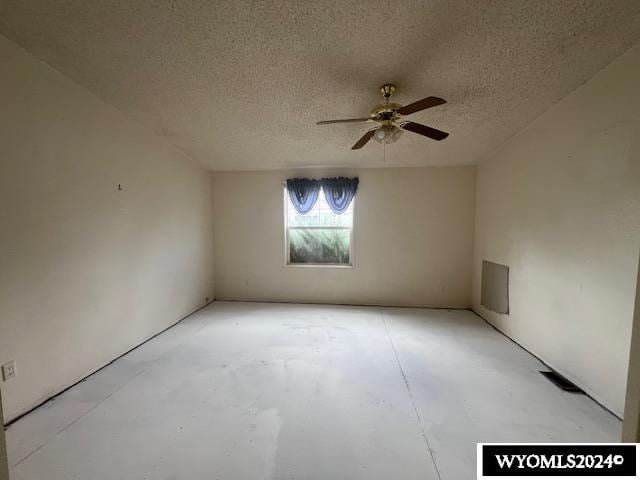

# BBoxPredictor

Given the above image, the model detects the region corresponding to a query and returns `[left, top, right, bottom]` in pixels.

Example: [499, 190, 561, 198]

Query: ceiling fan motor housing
[370, 103, 401, 125]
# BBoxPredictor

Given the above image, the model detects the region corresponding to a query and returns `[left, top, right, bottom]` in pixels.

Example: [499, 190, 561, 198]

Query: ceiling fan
[317, 84, 449, 150]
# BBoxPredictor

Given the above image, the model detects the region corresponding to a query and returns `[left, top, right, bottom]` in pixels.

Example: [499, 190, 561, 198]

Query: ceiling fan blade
[397, 96, 446, 116]
[400, 121, 449, 141]
[317, 118, 371, 125]
[351, 130, 375, 149]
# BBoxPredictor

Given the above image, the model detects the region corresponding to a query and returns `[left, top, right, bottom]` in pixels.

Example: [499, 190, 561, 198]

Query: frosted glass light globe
[373, 125, 403, 144]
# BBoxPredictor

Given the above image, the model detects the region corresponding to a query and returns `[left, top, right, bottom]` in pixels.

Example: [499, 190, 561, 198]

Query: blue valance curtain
[321, 177, 359, 214]
[286, 177, 359, 215]
[286, 178, 321, 214]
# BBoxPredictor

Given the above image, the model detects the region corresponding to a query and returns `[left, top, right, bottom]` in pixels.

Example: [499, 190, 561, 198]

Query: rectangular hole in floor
[540, 370, 585, 393]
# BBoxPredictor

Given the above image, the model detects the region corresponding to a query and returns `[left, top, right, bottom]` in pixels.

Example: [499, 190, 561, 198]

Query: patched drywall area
[472, 44, 640, 416]
[0, 35, 215, 421]
[481, 261, 509, 314]
[212, 167, 476, 308]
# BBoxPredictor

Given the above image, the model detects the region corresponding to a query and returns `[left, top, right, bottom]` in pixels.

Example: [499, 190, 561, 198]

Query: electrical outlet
[2, 360, 16, 381]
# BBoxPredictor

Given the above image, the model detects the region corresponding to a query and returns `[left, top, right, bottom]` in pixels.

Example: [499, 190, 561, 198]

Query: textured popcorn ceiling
[1, 1, 640, 171]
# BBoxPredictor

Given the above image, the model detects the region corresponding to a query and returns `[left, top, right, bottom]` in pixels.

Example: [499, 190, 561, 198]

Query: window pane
[287, 189, 353, 227]
[289, 228, 351, 264]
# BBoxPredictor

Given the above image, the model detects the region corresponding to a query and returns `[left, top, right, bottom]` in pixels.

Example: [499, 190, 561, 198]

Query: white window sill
[285, 263, 353, 269]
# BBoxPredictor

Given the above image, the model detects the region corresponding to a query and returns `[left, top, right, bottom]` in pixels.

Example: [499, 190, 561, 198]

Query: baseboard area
[4, 300, 215, 428]
[9, 300, 615, 430]
[470, 308, 621, 421]
[214, 297, 471, 310]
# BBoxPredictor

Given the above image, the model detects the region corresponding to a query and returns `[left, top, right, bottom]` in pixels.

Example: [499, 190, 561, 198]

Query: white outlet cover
[2, 360, 16, 381]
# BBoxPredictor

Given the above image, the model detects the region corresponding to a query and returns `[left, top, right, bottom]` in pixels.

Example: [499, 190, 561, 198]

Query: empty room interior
[1, 1, 640, 479]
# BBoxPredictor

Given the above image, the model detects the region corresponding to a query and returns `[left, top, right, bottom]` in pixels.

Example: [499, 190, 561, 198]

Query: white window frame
[283, 185, 355, 268]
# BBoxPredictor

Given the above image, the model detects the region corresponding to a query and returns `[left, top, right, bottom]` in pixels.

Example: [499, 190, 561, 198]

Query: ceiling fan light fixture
[317, 85, 448, 149]
[388, 126, 403, 144]
[373, 125, 402, 144]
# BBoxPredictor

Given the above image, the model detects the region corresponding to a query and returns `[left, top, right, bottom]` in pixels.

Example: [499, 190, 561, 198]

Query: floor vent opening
[540, 370, 584, 393]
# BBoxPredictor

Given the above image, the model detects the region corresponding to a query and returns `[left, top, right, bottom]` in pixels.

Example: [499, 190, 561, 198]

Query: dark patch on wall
[481, 260, 509, 314]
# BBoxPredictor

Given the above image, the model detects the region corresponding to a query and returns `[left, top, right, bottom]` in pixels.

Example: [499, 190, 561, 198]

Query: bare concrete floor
[6, 302, 620, 480]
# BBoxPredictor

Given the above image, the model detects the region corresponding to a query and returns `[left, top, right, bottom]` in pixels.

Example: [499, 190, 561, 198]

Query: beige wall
[0, 390, 7, 480]
[212, 167, 476, 308]
[0, 36, 215, 421]
[472, 45, 640, 416]
[622, 254, 640, 441]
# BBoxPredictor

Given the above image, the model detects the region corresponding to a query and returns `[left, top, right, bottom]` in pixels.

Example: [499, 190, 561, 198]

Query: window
[285, 186, 354, 266]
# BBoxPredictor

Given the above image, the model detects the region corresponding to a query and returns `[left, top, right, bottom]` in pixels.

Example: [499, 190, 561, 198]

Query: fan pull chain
[384, 138, 387, 163]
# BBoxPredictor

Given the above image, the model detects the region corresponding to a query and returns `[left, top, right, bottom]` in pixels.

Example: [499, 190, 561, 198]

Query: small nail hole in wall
[118, 184, 123, 191]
